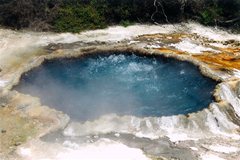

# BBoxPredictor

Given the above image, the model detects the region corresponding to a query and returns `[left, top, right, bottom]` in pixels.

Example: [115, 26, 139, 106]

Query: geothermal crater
[15, 52, 217, 121]
[1, 24, 240, 160]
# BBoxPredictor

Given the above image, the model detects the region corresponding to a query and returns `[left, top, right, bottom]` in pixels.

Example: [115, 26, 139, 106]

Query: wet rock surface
[42, 132, 199, 160]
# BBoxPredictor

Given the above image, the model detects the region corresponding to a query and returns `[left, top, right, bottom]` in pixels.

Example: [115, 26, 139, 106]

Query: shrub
[120, 20, 134, 27]
[53, 5, 107, 33]
[200, 6, 222, 25]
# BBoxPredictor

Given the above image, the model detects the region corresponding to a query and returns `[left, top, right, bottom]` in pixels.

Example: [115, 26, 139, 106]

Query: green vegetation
[120, 20, 134, 27]
[199, 0, 240, 27]
[200, 5, 222, 25]
[52, 0, 156, 32]
[53, 5, 107, 32]
[0, 0, 239, 33]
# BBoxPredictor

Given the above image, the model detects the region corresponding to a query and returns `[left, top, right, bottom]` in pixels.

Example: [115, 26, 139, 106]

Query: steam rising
[15, 53, 216, 121]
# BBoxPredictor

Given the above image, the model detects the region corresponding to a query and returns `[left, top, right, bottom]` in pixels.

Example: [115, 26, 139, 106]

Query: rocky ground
[0, 22, 240, 160]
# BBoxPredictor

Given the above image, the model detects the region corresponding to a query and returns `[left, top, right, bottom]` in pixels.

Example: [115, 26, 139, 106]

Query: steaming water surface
[15, 53, 217, 121]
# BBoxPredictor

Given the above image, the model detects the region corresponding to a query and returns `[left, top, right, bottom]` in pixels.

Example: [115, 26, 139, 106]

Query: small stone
[228, 39, 235, 43]
[93, 135, 99, 139]
[236, 82, 240, 98]
[115, 133, 120, 137]
[1, 129, 6, 133]
[224, 39, 236, 45]
[14, 142, 21, 146]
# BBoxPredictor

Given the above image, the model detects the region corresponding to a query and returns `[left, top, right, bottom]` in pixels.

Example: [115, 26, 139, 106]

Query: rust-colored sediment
[193, 50, 240, 70]
[137, 33, 191, 44]
[140, 33, 240, 72]
[155, 47, 240, 71]
[154, 47, 185, 55]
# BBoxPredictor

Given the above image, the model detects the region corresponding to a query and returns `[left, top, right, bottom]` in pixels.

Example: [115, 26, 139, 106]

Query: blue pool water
[15, 53, 217, 121]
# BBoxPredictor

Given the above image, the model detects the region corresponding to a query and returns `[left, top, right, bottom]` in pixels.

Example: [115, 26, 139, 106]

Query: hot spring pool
[15, 53, 217, 121]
